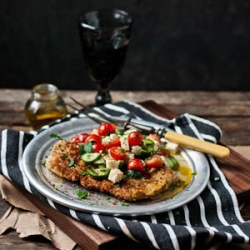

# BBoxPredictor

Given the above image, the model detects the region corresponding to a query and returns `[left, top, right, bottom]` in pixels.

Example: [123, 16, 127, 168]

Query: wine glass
[78, 9, 133, 105]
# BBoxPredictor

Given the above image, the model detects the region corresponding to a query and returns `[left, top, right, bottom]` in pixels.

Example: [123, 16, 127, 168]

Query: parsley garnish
[50, 133, 63, 140]
[62, 153, 67, 159]
[68, 158, 75, 167]
[80, 171, 88, 176]
[41, 161, 46, 167]
[80, 142, 93, 155]
[121, 203, 129, 206]
[76, 189, 88, 199]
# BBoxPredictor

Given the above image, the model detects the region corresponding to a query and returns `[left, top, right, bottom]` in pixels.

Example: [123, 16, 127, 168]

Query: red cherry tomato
[145, 154, 163, 168]
[85, 134, 102, 144]
[157, 148, 170, 156]
[128, 131, 143, 146]
[92, 143, 105, 153]
[98, 123, 116, 136]
[70, 133, 89, 143]
[102, 137, 120, 149]
[110, 146, 125, 160]
[127, 158, 145, 171]
[78, 133, 89, 142]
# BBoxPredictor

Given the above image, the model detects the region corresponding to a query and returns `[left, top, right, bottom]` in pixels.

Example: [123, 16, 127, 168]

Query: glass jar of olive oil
[25, 83, 68, 130]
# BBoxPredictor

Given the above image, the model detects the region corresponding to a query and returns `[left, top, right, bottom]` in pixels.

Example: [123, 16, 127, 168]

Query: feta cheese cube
[166, 142, 179, 153]
[120, 136, 130, 151]
[108, 169, 124, 183]
[153, 140, 160, 151]
[131, 145, 142, 155]
[110, 133, 119, 140]
[102, 136, 111, 145]
[125, 152, 134, 162]
[106, 158, 120, 169]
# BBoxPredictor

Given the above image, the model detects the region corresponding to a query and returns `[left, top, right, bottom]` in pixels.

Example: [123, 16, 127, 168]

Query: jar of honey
[25, 83, 68, 130]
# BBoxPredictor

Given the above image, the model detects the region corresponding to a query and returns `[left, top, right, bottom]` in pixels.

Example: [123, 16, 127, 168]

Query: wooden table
[1, 89, 250, 250]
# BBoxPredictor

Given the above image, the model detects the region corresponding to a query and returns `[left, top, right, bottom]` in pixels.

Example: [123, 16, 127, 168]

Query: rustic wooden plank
[1, 90, 250, 146]
[2, 89, 250, 104]
[63, 90, 250, 105]
[161, 104, 250, 117]
[2, 89, 250, 116]
[0, 232, 58, 250]
[220, 131, 250, 146]
[0, 112, 27, 124]
[0, 125, 30, 132]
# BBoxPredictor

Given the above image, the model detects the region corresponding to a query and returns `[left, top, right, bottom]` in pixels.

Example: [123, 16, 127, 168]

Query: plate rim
[22, 117, 210, 216]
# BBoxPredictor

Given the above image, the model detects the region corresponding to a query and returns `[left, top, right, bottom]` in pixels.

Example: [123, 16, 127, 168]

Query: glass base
[95, 89, 112, 105]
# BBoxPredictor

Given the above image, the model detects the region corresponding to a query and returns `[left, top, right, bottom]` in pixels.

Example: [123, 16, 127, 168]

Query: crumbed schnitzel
[46, 139, 180, 201]
[80, 165, 179, 201]
[46, 140, 86, 182]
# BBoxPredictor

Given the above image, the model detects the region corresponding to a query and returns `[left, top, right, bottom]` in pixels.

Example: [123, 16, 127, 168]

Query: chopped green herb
[214, 177, 220, 181]
[115, 129, 124, 135]
[68, 158, 75, 167]
[192, 171, 198, 176]
[62, 153, 67, 159]
[50, 133, 63, 140]
[41, 161, 46, 167]
[121, 202, 129, 206]
[80, 171, 88, 176]
[115, 183, 121, 188]
[169, 184, 176, 191]
[80, 142, 93, 155]
[76, 189, 88, 199]
[126, 170, 141, 179]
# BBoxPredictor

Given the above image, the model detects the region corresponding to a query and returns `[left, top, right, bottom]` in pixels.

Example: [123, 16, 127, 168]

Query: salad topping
[70, 123, 180, 183]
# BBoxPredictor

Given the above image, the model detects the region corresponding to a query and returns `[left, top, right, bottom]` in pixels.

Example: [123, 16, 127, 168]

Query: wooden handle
[165, 131, 230, 158]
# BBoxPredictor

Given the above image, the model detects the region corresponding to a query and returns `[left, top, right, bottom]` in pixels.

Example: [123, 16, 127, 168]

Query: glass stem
[95, 84, 112, 105]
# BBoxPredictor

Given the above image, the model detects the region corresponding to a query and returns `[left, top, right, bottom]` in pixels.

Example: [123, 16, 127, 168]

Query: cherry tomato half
[145, 154, 163, 168]
[70, 133, 89, 143]
[128, 131, 143, 146]
[110, 146, 125, 160]
[127, 158, 145, 171]
[92, 143, 105, 153]
[102, 137, 120, 149]
[157, 148, 170, 156]
[98, 123, 116, 136]
[85, 134, 102, 144]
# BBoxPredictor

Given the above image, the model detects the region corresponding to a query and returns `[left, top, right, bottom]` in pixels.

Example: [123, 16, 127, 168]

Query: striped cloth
[1, 100, 250, 250]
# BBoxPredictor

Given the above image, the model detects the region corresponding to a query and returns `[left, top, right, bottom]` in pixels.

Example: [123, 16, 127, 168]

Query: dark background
[0, 0, 250, 91]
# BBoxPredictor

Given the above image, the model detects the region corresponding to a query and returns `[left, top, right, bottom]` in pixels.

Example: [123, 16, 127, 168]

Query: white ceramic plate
[22, 118, 210, 216]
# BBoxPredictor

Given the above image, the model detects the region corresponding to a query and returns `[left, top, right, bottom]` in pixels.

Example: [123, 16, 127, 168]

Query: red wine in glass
[79, 9, 133, 105]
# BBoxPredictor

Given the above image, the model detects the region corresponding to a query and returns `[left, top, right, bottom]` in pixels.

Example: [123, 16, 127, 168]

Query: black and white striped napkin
[1, 100, 250, 250]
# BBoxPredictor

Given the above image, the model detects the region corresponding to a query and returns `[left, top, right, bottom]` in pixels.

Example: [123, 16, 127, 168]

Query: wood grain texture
[1, 89, 250, 249]
[1, 89, 250, 145]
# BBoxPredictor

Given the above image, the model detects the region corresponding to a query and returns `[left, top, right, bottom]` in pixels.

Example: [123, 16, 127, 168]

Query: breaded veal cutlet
[46, 140, 179, 201]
